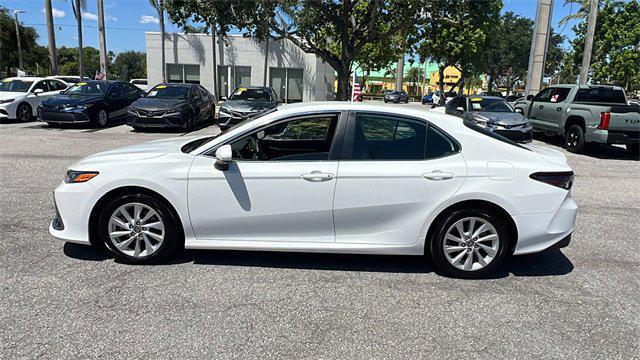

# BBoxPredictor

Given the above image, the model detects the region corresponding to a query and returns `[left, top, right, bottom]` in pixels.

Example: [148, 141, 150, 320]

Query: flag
[95, 70, 105, 80]
[352, 73, 362, 102]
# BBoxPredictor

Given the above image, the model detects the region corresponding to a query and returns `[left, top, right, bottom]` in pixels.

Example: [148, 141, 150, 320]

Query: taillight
[598, 112, 610, 130]
[530, 172, 574, 190]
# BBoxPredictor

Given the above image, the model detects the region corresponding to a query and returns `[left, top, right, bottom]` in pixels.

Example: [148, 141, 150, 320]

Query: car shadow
[131, 119, 217, 135]
[533, 132, 638, 161]
[63, 243, 574, 278]
[21, 119, 128, 132]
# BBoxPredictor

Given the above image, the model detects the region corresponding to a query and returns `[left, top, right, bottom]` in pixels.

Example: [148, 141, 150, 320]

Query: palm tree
[44, 0, 58, 75]
[70, 0, 87, 78]
[405, 66, 425, 96]
[149, 0, 166, 82]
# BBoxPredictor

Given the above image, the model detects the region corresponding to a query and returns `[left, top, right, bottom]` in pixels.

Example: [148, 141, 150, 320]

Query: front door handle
[301, 171, 334, 182]
[538, 105, 544, 109]
[423, 171, 454, 181]
[556, 107, 562, 111]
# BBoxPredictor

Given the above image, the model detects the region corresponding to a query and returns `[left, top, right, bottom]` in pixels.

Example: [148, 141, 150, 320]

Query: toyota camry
[50, 102, 577, 278]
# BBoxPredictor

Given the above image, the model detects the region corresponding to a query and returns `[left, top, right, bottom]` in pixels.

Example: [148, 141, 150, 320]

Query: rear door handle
[301, 171, 334, 182]
[556, 107, 562, 111]
[538, 105, 544, 109]
[423, 171, 454, 181]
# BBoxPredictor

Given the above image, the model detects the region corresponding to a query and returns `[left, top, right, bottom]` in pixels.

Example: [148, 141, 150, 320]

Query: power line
[24, 23, 150, 32]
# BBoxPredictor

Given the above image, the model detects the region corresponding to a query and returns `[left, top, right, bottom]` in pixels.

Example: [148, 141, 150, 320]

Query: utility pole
[74, 0, 84, 79]
[45, 0, 58, 75]
[97, 0, 108, 79]
[395, 56, 404, 91]
[524, 0, 553, 97]
[579, 0, 598, 84]
[13, 10, 26, 71]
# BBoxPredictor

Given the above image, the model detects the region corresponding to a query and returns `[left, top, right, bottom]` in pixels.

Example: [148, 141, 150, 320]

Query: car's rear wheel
[565, 124, 586, 153]
[429, 209, 509, 278]
[98, 194, 180, 264]
[16, 103, 32, 122]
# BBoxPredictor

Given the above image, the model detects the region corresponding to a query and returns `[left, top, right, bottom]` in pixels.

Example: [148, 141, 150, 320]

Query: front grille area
[136, 109, 167, 117]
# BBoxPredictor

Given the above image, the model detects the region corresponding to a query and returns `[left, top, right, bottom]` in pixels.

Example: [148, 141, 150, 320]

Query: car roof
[156, 82, 194, 87]
[4, 77, 47, 81]
[461, 95, 504, 100]
[235, 86, 272, 90]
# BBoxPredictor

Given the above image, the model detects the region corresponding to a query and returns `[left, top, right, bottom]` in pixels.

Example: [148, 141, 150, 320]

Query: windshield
[469, 98, 513, 112]
[64, 82, 107, 96]
[146, 85, 189, 99]
[0, 80, 33, 92]
[229, 88, 272, 101]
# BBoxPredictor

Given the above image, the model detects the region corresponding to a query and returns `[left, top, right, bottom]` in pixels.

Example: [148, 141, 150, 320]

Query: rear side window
[350, 114, 426, 160]
[427, 126, 458, 158]
[551, 88, 571, 102]
[574, 88, 626, 104]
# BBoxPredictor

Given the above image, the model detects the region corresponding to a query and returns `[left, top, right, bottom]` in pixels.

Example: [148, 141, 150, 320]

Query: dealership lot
[0, 106, 638, 358]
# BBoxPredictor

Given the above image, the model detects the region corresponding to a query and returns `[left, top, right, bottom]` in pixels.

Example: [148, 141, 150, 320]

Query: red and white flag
[352, 72, 362, 102]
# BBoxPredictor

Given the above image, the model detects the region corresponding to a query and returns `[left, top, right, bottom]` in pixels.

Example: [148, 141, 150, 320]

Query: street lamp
[13, 9, 26, 71]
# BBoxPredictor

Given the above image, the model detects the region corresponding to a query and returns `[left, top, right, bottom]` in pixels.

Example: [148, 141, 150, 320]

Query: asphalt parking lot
[1, 105, 639, 359]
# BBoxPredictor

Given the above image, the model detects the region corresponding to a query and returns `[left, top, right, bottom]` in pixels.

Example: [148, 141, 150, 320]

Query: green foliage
[57, 46, 115, 78]
[561, 0, 640, 92]
[0, 6, 48, 76]
[111, 51, 147, 81]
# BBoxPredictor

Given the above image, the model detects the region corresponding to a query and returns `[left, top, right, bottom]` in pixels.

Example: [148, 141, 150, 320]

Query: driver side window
[230, 114, 338, 161]
[535, 87, 555, 102]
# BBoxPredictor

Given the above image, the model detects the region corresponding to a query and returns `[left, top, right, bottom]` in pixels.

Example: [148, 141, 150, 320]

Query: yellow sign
[3, 78, 13, 82]
[470, 97, 482, 101]
[237, 87, 247, 92]
[156, 85, 167, 89]
[77, 82, 88, 85]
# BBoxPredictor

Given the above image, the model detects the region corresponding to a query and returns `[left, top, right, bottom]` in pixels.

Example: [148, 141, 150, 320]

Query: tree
[0, 7, 49, 76]
[57, 46, 114, 78]
[111, 51, 147, 81]
[561, 0, 640, 92]
[149, 0, 166, 82]
[405, 66, 425, 96]
[413, 0, 501, 102]
[69, 0, 88, 78]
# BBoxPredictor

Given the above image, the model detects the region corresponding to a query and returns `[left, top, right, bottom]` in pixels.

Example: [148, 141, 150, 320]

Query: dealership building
[145, 32, 335, 102]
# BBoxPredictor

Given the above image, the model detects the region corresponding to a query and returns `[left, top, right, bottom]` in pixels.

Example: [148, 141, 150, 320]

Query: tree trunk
[395, 56, 404, 91]
[45, 0, 58, 75]
[263, 34, 269, 86]
[336, 65, 351, 101]
[487, 71, 494, 93]
[438, 65, 445, 105]
[76, 0, 84, 78]
[159, 0, 166, 82]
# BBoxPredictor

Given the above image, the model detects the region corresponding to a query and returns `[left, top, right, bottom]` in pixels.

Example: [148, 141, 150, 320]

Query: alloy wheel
[98, 110, 108, 126]
[567, 129, 579, 149]
[442, 217, 499, 271]
[18, 104, 30, 121]
[108, 202, 165, 258]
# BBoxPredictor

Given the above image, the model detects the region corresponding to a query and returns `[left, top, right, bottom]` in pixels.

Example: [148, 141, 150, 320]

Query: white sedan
[0, 77, 68, 121]
[50, 102, 577, 278]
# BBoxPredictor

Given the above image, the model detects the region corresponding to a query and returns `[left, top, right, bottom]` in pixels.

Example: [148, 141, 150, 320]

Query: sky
[1, 0, 582, 54]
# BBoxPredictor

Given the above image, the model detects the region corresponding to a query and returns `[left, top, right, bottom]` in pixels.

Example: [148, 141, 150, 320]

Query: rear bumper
[512, 193, 578, 255]
[589, 129, 640, 145]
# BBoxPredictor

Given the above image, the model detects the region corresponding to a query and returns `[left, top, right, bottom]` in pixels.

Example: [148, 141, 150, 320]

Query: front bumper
[589, 129, 640, 145]
[512, 193, 578, 255]
[127, 111, 189, 128]
[494, 125, 533, 143]
[49, 181, 102, 245]
[38, 108, 91, 123]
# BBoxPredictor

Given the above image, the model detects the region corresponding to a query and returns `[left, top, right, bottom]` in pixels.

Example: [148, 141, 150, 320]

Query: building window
[269, 67, 303, 103]
[218, 65, 252, 97]
[167, 64, 200, 84]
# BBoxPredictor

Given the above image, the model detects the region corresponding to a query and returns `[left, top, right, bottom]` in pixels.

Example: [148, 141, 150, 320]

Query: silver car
[446, 95, 533, 143]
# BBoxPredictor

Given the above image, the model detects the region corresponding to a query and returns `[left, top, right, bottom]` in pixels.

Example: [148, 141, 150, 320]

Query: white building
[145, 32, 335, 102]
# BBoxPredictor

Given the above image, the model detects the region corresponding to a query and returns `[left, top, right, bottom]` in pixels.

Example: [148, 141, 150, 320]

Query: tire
[93, 108, 109, 127]
[46, 122, 58, 127]
[384, 99, 388, 103]
[626, 144, 639, 156]
[429, 209, 510, 279]
[565, 124, 586, 153]
[98, 193, 181, 264]
[405, 98, 409, 103]
[16, 102, 32, 122]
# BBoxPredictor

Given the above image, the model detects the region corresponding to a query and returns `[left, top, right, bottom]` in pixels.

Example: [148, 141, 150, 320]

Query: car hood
[71, 136, 204, 169]
[470, 111, 527, 125]
[221, 100, 275, 112]
[42, 95, 103, 107]
[131, 97, 189, 111]
[0, 91, 27, 100]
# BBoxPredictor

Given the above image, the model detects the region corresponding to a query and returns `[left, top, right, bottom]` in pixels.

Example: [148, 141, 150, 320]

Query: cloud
[42, 7, 66, 18]
[139, 15, 159, 24]
[82, 11, 99, 21]
[106, 14, 118, 21]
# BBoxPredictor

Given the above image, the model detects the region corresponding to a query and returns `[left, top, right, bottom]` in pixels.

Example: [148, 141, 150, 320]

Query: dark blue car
[421, 92, 434, 105]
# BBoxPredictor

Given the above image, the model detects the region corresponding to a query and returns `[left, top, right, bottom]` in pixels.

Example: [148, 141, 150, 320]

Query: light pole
[13, 9, 26, 71]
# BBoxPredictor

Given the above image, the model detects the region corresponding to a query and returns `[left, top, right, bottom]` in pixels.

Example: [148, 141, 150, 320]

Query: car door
[528, 87, 559, 131]
[26, 80, 50, 112]
[333, 111, 466, 245]
[187, 112, 345, 242]
[193, 86, 208, 121]
[43, 80, 66, 100]
[107, 83, 128, 118]
[535, 87, 572, 130]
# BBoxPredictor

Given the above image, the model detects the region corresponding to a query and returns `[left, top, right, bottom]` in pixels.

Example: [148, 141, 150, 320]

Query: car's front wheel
[94, 108, 109, 127]
[429, 209, 509, 278]
[16, 102, 32, 122]
[98, 193, 181, 264]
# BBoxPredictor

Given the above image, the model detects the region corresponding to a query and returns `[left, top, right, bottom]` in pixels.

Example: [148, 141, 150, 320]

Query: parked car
[47, 76, 92, 85]
[431, 90, 457, 107]
[384, 91, 409, 103]
[513, 85, 640, 153]
[484, 91, 504, 98]
[218, 86, 280, 129]
[37, 80, 144, 127]
[0, 77, 68, 122]
[50, 102, 577, 279]
[505, 94, 524, 103]
[130, 79, 148, 91]
[127, 83, 214, 130]
[445, 95, 533, 143]
[421, 92, 434, 105]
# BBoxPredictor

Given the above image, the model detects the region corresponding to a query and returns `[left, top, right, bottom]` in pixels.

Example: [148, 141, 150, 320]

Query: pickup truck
[513, 85, 640, 154]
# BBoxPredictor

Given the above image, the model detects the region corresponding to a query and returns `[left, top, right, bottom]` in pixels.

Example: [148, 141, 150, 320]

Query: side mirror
[527, 95, 535, 101]
[33, 88, 44, 95]
[214, 144, 232, 171]
[515, 108, 524, 114]
[221, 96, 228, 101]
[59, 90, 65, 94]
[456, 106, 464, 113]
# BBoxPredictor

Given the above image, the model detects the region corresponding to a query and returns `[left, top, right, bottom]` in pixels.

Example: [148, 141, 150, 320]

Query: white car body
[51, 102, 577, 265]
[47, 75, 92, 86]
[0, 77, 68, 120]
[130, 79, 149, 91]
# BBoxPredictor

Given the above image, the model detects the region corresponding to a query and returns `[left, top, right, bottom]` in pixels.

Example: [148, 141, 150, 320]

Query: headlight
[63, 104, 91, 111]
[219, 107, 231, 114]
[468, 116, 496, 129]
[64, 170, 99, 183]
[167, 106, 186, 114]
[0, 98, 15, 104]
